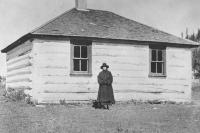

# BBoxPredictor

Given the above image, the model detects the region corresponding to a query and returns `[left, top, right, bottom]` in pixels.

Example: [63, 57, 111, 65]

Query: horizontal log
[6, 82, 32, 88]
[7, 71, 32, 78]
[137, 82, 189, 86]
[168, 65, 185, 68]
[36, 67, 146, 78]
[167, 50, 190, 61]
[42, 81, 188, 87]
[93, 44, 146, 50]
[167, 78, 187, 81]
[114, 77, 189, 85]
[38, 83, 98, 92]
[113, 84, 187, 92]
[112, 69, 146, 76]
[7, 40, 32, 55]
[94, 41, 147, 46]
[6, 86, 32, 90]
[167, 55, 188, 61]
[34, 56, 68, 62]
[37, 90, 188, 103]
[35, 74, 189, 87]
[93, 52, 146, 58]
[34, 40, 69, 48]
[93, 61, 146, 70]
[38, 92, 96, 103]
[42, 79, 94, 85]
[42, 89, 184, 94]
[7, 78, 32, 83]
[38, 83, 185, 94]
[93, 55, 147, 63]
[37, 52, 69, 55]
[167, 66, 189, 71]
[34, 59, 68, 68]
[167, 61, 187, 67]
[35, 53, 68, 59]
[33, 41, 70, 55]
[7, 67, 32, 76]
[7, 74, 32, 82]
[35, 68, 69, 76]
[114, 92, 188, 102]
[7, 54, 32, 66]
[93, 58, 146, 68]
[167, 71, 190, 79]
[36, 66, 67, 69]
[7, 42, 33, 61]
[93, 43, 147, 51]
[40, 81, 188, 94]
[169, 48, 190, 53]
[38, 75, 144, 85]
[7, 62, 32, 72]
[7, 58, 31, 69]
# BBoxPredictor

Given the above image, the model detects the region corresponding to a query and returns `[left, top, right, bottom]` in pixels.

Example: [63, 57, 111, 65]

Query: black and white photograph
[0, 0, 200, 132]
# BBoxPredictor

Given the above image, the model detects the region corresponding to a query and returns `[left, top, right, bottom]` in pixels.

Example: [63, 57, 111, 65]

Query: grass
[1, 86, 200, 133]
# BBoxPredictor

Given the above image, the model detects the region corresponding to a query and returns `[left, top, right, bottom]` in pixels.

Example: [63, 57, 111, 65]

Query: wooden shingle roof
[2, 8, 199, 53]
[32, 8, 198, 45]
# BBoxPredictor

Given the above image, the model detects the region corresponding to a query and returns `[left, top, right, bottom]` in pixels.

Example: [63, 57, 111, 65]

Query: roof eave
[31, 33, 200, 47]
[1, 33, 32, 53]
[1, 33, 199, 53]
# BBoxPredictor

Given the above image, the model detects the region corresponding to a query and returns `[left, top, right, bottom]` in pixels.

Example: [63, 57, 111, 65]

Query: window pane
[158, 50, 163, 61]
[81, 59, 88, 71]
[152, 50, 156, 61]
[74, 46, 80, 58]
[74, 59, 80, 71]
[157, 62, 163, 73]
[151, 62, 156, 73]
[81, 46, 88, 58]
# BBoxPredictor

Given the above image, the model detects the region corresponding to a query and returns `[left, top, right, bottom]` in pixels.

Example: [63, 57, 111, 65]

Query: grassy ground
[1, 87, 200, 133]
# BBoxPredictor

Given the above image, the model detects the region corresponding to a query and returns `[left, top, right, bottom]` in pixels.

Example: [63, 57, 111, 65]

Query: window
[149, 46, 166, 77]
[70, 40, 92, 75]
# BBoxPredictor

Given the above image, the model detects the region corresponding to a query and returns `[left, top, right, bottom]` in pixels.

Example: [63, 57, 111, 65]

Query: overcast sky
[0, 0, 200, 75]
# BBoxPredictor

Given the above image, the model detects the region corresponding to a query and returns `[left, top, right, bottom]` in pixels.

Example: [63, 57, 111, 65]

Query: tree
[196, 29, 200, 42]
[190, 33, 196, 41]
[185, 28, 189, 39]
[185, 28, 200, 78]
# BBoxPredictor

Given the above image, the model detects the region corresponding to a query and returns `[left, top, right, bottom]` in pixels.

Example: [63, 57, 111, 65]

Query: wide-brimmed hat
[100, 63, 109, 69]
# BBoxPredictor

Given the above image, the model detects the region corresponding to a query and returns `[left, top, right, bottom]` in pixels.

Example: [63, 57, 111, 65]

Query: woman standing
[97, 63, 115, 109]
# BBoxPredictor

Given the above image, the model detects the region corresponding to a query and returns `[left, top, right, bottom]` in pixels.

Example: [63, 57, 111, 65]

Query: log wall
[29, 39, 192, 103]
[6, 40, 33, 90]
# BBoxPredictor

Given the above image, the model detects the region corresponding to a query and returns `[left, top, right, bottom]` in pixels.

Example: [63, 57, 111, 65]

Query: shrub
[7, 87, 14, 92]
[2, 89, 7, 97]
[25, 95, 34, 105]
[59, 99, 66, 105]
[6, 88, 26, 101]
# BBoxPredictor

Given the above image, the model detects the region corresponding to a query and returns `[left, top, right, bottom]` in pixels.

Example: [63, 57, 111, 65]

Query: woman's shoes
[92, 100, 110, 110]
[102, 105, 106, 109]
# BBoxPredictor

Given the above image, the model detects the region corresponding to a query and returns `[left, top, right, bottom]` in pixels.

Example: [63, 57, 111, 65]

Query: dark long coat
[97, 70, 115, 105]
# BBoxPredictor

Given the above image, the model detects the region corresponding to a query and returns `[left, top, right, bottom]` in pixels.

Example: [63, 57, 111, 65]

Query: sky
[0, 0, 200, 75]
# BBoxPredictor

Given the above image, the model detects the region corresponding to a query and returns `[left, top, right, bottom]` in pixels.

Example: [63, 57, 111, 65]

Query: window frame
[70, 40, 92, 76]
[149, 45, 166, 77]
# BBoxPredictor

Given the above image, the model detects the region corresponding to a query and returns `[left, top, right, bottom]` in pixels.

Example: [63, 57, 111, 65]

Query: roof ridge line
[30, 8, 74, 34]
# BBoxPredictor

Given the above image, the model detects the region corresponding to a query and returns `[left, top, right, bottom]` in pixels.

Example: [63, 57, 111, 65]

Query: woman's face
[102, 67, 107, 70]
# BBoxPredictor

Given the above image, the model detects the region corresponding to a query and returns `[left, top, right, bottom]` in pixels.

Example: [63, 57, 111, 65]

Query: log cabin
[1, 0, 199, 104]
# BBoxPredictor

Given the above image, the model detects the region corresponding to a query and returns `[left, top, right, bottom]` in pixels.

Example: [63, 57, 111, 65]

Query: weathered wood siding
[93, 42, 192, 102]
[30, 39, 192, 103]
[6, 40, 33, 90]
